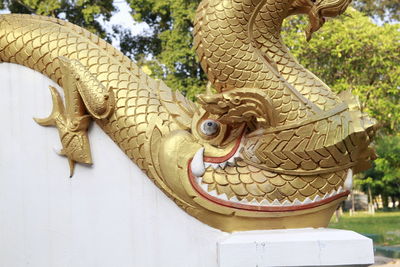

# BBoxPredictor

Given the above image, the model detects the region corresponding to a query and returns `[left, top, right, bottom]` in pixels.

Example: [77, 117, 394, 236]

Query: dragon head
[288, 0, 352, 40]
[157, 88, 377, 232]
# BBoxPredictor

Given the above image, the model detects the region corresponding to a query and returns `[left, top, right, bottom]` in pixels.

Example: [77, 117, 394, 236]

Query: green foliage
[2, 0, 115, 39]
[375, 135, 400, 184]
[120, 0, 205, 99]
[353, 0, 400, 22]
[282, 8, 400, 134]
[357, 135, 400, 207]
[329, 212, 400, 246]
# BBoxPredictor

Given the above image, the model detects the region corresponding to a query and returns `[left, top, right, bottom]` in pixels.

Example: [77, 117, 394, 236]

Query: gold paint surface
[0, 0, 377, 232]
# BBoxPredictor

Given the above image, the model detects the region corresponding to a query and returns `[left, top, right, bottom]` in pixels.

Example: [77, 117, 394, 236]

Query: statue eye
[200, 120, 220, 136]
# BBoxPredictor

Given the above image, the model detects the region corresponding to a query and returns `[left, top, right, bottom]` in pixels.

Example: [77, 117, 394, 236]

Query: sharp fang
[322, 193, 328, 200]
[200, 183, 209, 192]
[259, 200, 269, 206]
[337, 186, 344, 194]
[250, 199, 259, 206]
[205, 162, 212, 169]
[303, 197, 312, 204]
[313, 195, 322, 202]
[282, 200, 292, 206]
[271, 199, 281, 206]
[344, 169, 353, 190]
[219, 193, 229, 201]
[211, 163, 219, 169]
[208, 190, 218, 197]
[293, 199, 302, 206]
[191, 148, 205, 177]
[328, 190, 336, 198]
[230, 196, 240, 202]
[240, 199, 249, 204]
[219, 162, 228, 169]
[195, 177, 202, 184]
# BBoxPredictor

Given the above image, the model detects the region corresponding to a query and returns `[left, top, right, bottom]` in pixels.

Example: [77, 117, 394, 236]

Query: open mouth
[188, 138, 351, 212]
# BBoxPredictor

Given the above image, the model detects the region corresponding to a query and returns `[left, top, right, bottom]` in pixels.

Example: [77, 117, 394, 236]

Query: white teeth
[271, 199, 281, 206]
[219, 193, 229, 201]
[195, 177, 202, 184]
[205, 161, 233, 170]
[240, 199, 249, 204]
[230, 196, 240, 202]
[200, 183, 209, 192]
[260, 199, 270, 206]
[208, 190, 218, 197]
[293, 199, 302, 205]
[228, 158, 236, 165]
[250, 199, 259, 205]
[337, 186, 343, 194]
[313, 195, 321, 202]
[204, 163, 220, 169]
[191, 148, 205, 177]
[219, 162, 228, 169]
[344, 169, 353, 190]
[194, 170, 346, 207]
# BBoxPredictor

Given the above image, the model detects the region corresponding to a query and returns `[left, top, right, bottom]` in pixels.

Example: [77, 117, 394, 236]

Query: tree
[282, 10, 399, 207]
[282, 8, 400, 134]
[1, 0, 115, 40]
[118, 0, 204, 99]
[358, 135, 400, 208]
[353, 0, 400, 22]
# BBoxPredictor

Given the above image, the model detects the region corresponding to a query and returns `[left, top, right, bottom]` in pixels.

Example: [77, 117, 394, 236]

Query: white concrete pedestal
[218, 228, 374, 267]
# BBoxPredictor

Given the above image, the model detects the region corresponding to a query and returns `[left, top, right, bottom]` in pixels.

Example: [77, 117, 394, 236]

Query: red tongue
[203, 136, 242, 163]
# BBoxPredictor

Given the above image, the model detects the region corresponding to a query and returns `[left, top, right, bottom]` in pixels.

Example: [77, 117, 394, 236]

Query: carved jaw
[189, 144, 352, 211]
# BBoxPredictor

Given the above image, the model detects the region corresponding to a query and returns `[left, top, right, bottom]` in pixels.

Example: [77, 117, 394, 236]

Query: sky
[0, 1, 149, 48]
[100, 0, 150, 48]
[107, 1, 149, 35]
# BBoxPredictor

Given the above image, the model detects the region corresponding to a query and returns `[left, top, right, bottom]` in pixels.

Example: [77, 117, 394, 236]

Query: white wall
[0, 63, 226, 267]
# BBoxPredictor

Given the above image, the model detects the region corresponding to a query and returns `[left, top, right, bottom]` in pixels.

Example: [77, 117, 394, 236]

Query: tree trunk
[382, 194, 389, 209]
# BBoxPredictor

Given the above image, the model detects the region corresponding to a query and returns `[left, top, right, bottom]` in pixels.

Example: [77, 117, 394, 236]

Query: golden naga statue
[0, 0, 378, 232]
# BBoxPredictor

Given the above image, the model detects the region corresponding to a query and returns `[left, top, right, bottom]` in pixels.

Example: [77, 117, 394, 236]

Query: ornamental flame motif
[0, 0, 377, 232]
